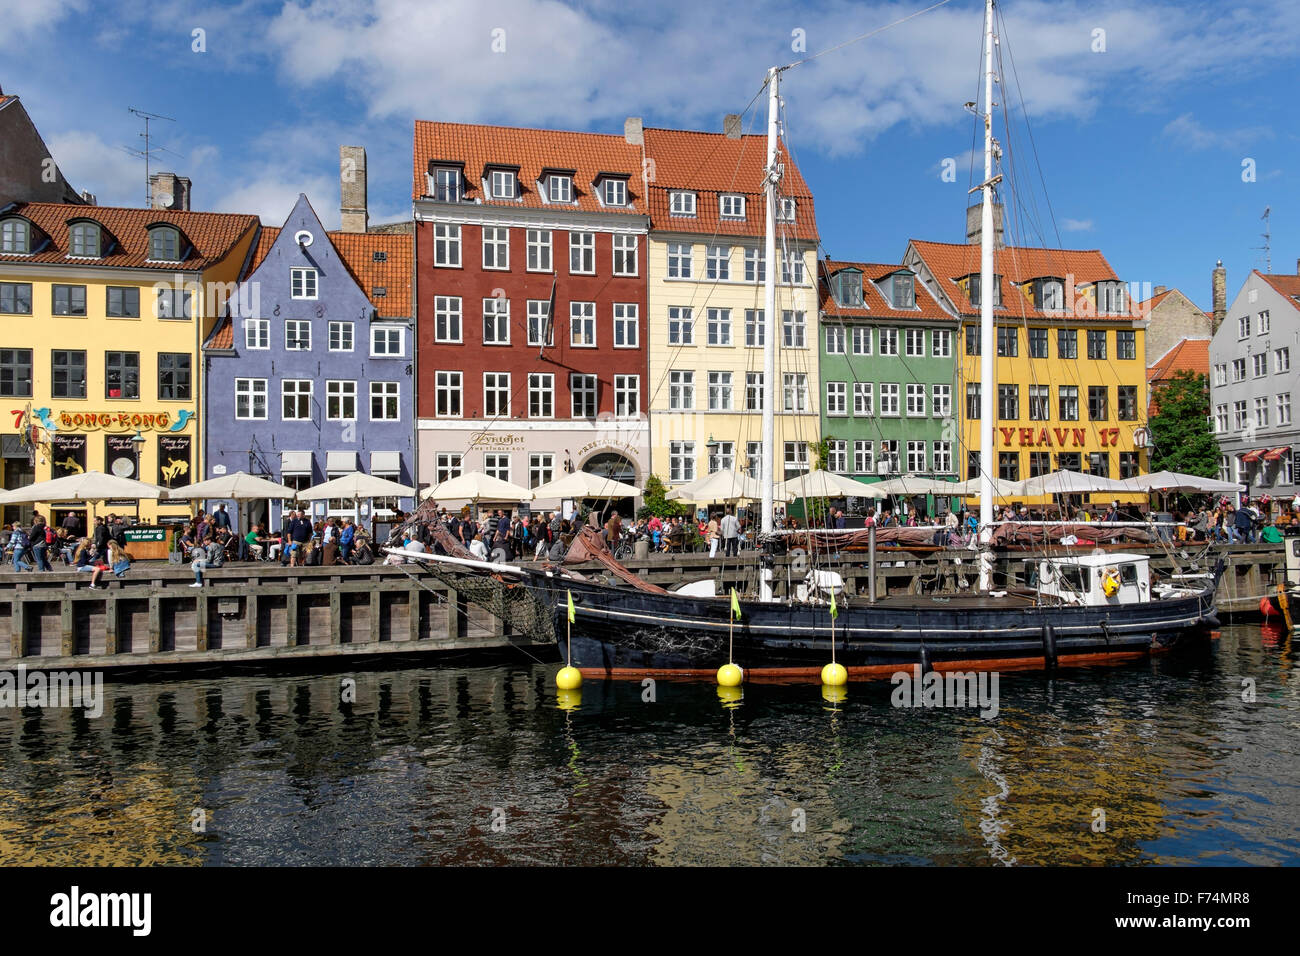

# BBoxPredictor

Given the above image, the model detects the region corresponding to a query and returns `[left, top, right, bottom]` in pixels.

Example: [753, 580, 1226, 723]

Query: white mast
[760, 66, 780, 536]
[977, 0, 996, 589]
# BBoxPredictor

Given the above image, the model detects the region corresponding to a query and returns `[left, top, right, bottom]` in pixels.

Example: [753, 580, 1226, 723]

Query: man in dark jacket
[1234, 501, 1256, 543]
[92, 516, 110, 555]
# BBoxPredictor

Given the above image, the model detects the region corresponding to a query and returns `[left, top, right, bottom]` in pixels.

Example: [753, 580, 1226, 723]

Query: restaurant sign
[56, 410, 195, 432]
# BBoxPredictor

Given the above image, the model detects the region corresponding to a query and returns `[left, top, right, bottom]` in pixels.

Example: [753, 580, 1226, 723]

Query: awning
[1264, 446, 1291, 461]
[281, 450, 313, 475]
[370, 451, 401, 475]
[1241, 449, 1267, 463]
[326, 450, 357, 473]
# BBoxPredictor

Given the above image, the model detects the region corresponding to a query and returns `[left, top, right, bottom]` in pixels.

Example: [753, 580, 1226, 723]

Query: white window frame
[667, 242, 693, 279]
[370, 381, 400, 421]
[434, 224, 461, 267]
[602, 178, 627, 207]
[371, 326, 403, 356]
[825, 325, 846, 354]
[547, 175, 572, 203]
[706, 308, 732, 346]
[854, 440, 874, 474]
[615, 374, 640, 417]
[1274, 348, 1290, 374]
[852, 326, 872, 355]
[880, 383, 900, 417]
[720, 194, 745, 219]
[669, 370, 694, 410]
[245, 318, 269, 350]
[932, 384, 952, 418]
[708, 371, 733, 411]
[782, 372, 808, 413]
[282, 379, 313, 421]
[326, 380, 356, 421]
[483, 452, 512, 482]
[745, 372, 764, 411]
[781, 310, 805, 349]
[285, 320, 311, 351]
[527, 300, 553, 347]
[569, 301, 596, 347]
[482, 297, 510, 346]
[613, 303, 638, 348]
[570, 373, 598, 419]
[907, 440, 926, 473]
[528, 373, 554, 418]
[744, 247, 765, 283]
[434, 295, 462, 343]
[436, 370, 463, 418]
[744, 309, 764, 348]
[612, 234, 638, 277]
[906, 383, 926, 417]
[569, 231, 595, 275]
[482, 226, 509, 270]
[529, 453, 555, 489]
[483, 372, 511, 418]
[489, 169, 516, 200]
[290, 267, 318, 300]
[668, 306, 694, 346]
[778, 197, 796, 222]
[670, 441, 695, 483]
[328, 320, 354, 352]
[879, 328, 898, 355]
[826, 381, 847, 416]
[706, 244, 730, 281]
[670, 191, 697, 216]
[435, 453, 463, 484]
[526, 229, 552, 272]
[932, 329, 951, 357]
[904, 328, 925, 357]
[853, 382, 873, 416]
[235, 378, 267, 420]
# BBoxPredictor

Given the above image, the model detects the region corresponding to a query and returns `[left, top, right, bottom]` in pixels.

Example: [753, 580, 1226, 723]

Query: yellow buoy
[556, 687, 582, 711]
[717, 662, 744, 687]
[821, 661, 848, 686]
[716, 685, 743, 705]
[556, 665, 583, 690]
[821, 683, 848, 704]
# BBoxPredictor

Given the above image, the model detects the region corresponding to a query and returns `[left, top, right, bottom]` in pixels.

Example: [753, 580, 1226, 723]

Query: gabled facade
[1208, 267, 1300, 498]
[0, 91, 84, 206]
[817, 259, 959, 488]
[203, 195, 415, 531]
[1138, 285, 1212, 368]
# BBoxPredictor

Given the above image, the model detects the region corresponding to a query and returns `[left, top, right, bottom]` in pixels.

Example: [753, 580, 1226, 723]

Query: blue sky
[2, 0, 1296, 312]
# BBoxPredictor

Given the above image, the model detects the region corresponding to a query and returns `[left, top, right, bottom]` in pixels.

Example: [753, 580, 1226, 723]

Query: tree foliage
[637, 473, 688, 520]
[1149, 370, 1220, 476]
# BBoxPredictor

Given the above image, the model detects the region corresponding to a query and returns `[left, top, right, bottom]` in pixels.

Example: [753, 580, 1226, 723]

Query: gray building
[1208, 262, 1300, 500]
[0, 88, 85, 207]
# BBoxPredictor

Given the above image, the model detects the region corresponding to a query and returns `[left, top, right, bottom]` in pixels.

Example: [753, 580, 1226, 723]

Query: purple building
[203, 194, 414, 531]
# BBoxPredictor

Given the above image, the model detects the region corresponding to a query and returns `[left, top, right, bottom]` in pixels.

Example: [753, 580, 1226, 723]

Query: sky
[2, 0, 1297, 313]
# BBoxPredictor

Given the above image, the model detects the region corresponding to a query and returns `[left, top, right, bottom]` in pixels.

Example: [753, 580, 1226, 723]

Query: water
[0, 624, 1296, 866]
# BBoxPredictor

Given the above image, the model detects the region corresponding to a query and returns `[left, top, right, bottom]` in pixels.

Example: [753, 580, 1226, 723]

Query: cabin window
[1119, 564, 1139, 587]
[1059, 565, 1091, 593]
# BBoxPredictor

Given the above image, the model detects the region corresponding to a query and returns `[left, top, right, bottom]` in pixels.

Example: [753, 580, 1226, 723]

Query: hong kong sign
[31, 408, 197, 433]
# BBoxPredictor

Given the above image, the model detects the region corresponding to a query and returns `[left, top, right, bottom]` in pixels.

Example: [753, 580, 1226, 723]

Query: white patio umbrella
[667, 469, 780, 502]
[531, 470, 641, 500]
[299, 471, 418, 527]
[1018, 469, 1133, 496]
[775, 470, 872, 500]
[1118, 471, 1245, 494]
[952, 476, 1030, 497]
[421, 471, 534, 504]
[865, 475, 967, 497]
[163, 471, 298, 501]
[0, 470, 165, 505]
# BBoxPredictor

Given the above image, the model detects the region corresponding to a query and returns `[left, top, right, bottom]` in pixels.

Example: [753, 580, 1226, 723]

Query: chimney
[1295, 256, 1299, 276]
[1153, 285, 1166, 296]
[149, 172, 191, 210]
[339, 145, 368, 234]
[78, 190, 97, 206]
[965, 201, 1005, 250]
[724, 114, 742, 139]
[623, 117, 643, 146]
[1212, 260, 1226, 333]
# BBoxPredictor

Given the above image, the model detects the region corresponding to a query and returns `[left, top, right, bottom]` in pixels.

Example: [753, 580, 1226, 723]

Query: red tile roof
[1257, 270, 1300, 305]
[1137, 289, 1174, 311]
[207, 318, 234, 349]
[413, 121, 645, 216]
[907, 239, 1141, 321]
[246, 225, 411, 319]
[0, 202, 257, 271]
[819, 259, 951, 321]
[1147, 338, 1210, 383]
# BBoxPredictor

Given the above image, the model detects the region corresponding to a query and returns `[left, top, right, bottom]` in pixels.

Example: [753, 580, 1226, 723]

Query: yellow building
[905, 237, 1148, 508]
[0, 202, 258, 526]
[641, 127, 821, 490]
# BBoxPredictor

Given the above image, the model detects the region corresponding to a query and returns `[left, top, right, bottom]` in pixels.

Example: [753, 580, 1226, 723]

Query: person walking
[720, 509, 740, 557]
[9, 523, 32, 572]
[92, 516, 110, 555]
[30, 514, 53, 571]
[212, 503, 232, 533]
[1234, 500, 1255, 543]
[706, 512, 721, 558]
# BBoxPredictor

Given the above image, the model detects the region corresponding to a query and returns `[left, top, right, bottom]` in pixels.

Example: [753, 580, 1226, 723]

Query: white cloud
[1162, 112, 1273, 151]
[43, 130, 142, 206]
[0, 0, 85, 50]
[1061, 218, 1093, 232]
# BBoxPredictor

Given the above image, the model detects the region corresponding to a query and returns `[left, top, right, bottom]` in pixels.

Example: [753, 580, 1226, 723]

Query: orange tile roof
[0, 202, 257, 271]
[207, 318, 234, 349]
[1138, 289, 1174, 311]
[1147, 338, 1210, 384]
[908, 239, 1140, 321]
[413, 120, 645, 215]
[819, 259, 951, 321]
[1258, 270, 1300, 304]
[246, 225, 411, 318]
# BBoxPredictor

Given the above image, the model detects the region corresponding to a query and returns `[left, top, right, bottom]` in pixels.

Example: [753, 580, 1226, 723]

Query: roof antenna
[1255, 206, 1271, 273]
[123, 107, 180, 208]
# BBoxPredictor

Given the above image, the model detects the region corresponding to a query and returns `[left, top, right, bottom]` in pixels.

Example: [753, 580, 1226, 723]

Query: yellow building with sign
[0, 202, 258, 526]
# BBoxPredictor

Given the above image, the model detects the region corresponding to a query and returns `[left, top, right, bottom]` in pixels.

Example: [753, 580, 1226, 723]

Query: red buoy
[1260, 596, 1280, 619]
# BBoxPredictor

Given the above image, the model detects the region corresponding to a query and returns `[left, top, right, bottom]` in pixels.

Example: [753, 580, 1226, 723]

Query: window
[0, 218, 30, 254]
[1028, 327, 1048, 358]
[932, 441, 953, 474]
[613, 303, 638, 348]
[434, 224, 461, 267]
[325, 380, 356, 420]
[707, 441, 735, 474]
[1253, 353, 1268, 377]
[826, 381, 846, 416]
[719, 194, 745, 218]
[528, 373, 554, 418]
[706, 244, 730, 280]
[745, 373, 764, 411]
[602, 178, 627, 206]
[155, 288, 191, 319]
[669, 370, 694, 410]
[148, 227, 182, 261]
[854, 440, 874, 474]
[998, 384, 1018, 420]
[106, 286, 139, 317]
[929, 329, 950, 358]
[372, 326, 403, 356]
[529, 453, 555, 489]
[615, 375, 639, 417]
[1029, 451, 1051, 478]
[784, 442, 809, 476]
[1057, 452, 1081, 472]
[929, 383, 951, 418]
[1057, 328, 1077, 359]
[434, 296, 462, 343]
[51, 350, 85, 399]
[1117, 386, 1138, 421]
[880, 383, 900, 416]
[670, 442, 695, 482]
[1086, 329, 1107, 359]
[668, 306, 694, 345]
[1034, 278, 1064, 311]
[966, 383, 980, 420]
[52, 284, 86, 316]
[1117, 329, 1137, 360]
[778, 198, 797, 222]
[1258, 310, 1271, 334]
[483, 453, 511, 482]
[105, 351, 138, 399]
[906, 384, 926, 417]
[547, 175, 572, 203]
[570, 301, 596, 347]
[1087, 452, 1110, 478]
[482, 226, 509, 269]
[781, 252, 804, 285]
[1059, 386, 1078, 421]
[1233, 400, 1248, 430]
[1231, 358, 1246, 382]
[782, 373, 808, 412]
[1097, 281, 1126, 314]
[745, 309, 764, 348]
[667, 242, 692, 279]
[68, 222, 100, 257]
[285, 320, 311, 350]
[827, 440, 847, 473]
[967, 452, 980, 480]
[670, 191, 696, 216]
[282, 380, 312, 420]
[289, 267, 318, 300]
[1029, 385, 1050, 420]
[744, 248, 765, 283]
[490, 169, 516, 199]
[432, 168, 461, 202]
[905, 328, 925, 356]
[527, 300, 552, 347]
[435, 453, 462, 484]
[235, 378, 267, 419]
[1214, 404, 1228, 433]
[853, 327, 872, 355]
[708, 371, 733, 410]
[706, 308, 731, 346]
[436, 371, 462, 417]
[371, 382, 400, 421]
[997, 326, 1018, 357]
[965, 325, 981, 356]
[998, 452, 1020, 482]
[1238, 315, 1251, 339]
[326, 321, 353, 352]
[854, 382, 874, 416]
[906, 441, 926, 473]
[1213, 363, 1228, 386]
[879, 440, 899, 474]
[526, 229, 552, 272]
[0, 349, 32, 397]
[484, 373, 510, 417]
[613, 234, 638, 276]
[483, 297, 510, 345]
[1119, 452, 1139, 479]
[1278, 393, 1292, 426]
[1255, 396, 1270, 428]
[570, 374, 597, 418]
[1088, 386, 1108, 421]
[158, 353, 191, 400]
[967, 273, 1001, 307]
[833, 271, 863, 307]
[879, 328, 898, 355]
[1275, 348, 1290, 373]
[569, 231, 595, 274]
[826, 325, 846, 354]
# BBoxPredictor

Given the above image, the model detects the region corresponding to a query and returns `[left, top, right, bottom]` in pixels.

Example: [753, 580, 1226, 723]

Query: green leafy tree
[637, 473, 687, 520]
[1148, 370, 1220, 476]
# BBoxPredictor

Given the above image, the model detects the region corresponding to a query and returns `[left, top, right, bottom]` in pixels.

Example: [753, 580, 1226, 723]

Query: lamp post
[130, 428, 147, 523]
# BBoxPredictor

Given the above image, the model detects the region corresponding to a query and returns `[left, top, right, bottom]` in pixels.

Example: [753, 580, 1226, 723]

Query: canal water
[0, 624, 1295, 866]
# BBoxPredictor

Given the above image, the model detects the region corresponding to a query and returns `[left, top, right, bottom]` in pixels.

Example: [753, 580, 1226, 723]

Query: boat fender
[1041, 623, 1058, 669]
[1102, 567, 1120, 598]
[918, 644, 932, 675]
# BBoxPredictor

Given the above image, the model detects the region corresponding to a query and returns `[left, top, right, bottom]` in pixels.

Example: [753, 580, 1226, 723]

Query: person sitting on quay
[189, 542, 208, 588]
[71, 537, 95, 571]
[205, 533, 225, 569]
[244, 524, 266, 561]
[89, 540, 130, 590]
[469, 531, 489, 561]
[1261, 516, 1285, 544]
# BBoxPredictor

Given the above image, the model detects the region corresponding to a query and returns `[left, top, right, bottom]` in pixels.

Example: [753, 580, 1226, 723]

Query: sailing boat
[395, 0, 1222, 678]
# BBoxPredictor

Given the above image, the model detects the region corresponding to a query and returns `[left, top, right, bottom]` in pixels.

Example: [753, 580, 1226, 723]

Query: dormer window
[546, 174, 572, 203]
[967, 273, 1002, 308]
[489, 169, 517, 200]
[890, 273, 915, 309]
[1096, 280, 1126, 315]
[832, 270, 863, 308]
[778, 198, 796, 222]
[720, 194, 746, 219]
[68, 221, 101, 258]
[148, 226, 183, 262]
[1033, 277, 1064, 311]
[1, 218, 30, 254]
[602, 178, 627, 206]
[431, 167, 462, 202]
[670, 191, 697, 216]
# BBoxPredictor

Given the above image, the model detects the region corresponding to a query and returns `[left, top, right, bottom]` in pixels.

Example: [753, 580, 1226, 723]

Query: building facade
[0, 202, 257, 526]
[1208, 266, 1300, 499]
[1139, 284, 1212, 369]
[413, 122, 650, 507]
[204, 194, 415, 531]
